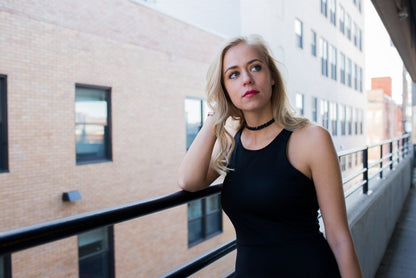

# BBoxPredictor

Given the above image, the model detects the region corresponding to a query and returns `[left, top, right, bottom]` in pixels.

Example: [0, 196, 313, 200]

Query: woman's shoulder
[290, 124, 333, 150]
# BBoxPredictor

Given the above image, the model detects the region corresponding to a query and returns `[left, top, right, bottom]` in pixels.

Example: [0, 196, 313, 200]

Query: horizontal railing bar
[0, 184, 223, 256]
[344, 180, 367, 198]
[337, 146, 367, 157]
[342, 168, 367, 185]
[161, 238, 236, 278]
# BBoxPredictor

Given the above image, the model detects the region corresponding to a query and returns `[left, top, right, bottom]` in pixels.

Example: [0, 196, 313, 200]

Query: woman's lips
[243, 90, 259, 97]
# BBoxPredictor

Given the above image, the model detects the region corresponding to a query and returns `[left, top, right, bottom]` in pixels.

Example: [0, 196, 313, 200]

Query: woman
[178, 35, 362, 277]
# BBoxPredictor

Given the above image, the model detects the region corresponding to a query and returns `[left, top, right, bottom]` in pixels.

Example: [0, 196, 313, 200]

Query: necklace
[245, 118, 275, 131]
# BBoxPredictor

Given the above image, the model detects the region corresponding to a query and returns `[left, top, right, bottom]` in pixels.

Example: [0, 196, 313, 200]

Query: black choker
[245, 118, 275, 131]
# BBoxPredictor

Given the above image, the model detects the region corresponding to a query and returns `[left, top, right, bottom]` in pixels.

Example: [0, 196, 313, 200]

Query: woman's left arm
[307, 126, 362, 278]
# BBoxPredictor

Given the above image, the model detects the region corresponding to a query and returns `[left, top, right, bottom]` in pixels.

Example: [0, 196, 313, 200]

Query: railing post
[363, 147, 368, 194]
[389, 141, 393, 170]
[379, 144, 383, 179]
[397, 140, 400, 163]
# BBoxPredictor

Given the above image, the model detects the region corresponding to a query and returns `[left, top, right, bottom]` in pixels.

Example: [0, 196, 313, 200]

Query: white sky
[365, 1, 404, 105]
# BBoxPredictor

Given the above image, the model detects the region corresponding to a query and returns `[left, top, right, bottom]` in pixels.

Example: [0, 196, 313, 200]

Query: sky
[365, 1, 404, 105]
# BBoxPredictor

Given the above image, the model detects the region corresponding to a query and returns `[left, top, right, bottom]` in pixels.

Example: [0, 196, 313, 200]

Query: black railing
[0, 133, 411, 277]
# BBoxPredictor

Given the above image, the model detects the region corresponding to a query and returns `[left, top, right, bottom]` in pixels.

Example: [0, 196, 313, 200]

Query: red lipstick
[243, 90, 259, 97]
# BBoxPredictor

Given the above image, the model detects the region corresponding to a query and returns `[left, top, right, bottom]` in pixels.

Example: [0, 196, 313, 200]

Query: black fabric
[222, 129, 341, 278]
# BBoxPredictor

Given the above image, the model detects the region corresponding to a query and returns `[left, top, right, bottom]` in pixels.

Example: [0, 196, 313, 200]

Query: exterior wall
[239, 0, 367, 151]
[0, 1, 235, 277]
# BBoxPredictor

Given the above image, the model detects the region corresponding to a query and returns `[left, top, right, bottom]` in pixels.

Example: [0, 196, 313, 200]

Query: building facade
[1, 1, 368, 277]
[0, 1, 236, 277]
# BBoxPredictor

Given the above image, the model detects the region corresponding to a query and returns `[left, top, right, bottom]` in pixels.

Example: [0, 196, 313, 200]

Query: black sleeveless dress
[221, 129, 341, 278]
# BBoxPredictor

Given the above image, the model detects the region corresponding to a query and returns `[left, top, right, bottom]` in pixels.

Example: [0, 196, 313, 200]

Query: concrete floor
[375, 174, 416, 278]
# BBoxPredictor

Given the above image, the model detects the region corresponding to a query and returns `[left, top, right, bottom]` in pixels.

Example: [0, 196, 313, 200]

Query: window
[320, 38, 329, 77]
[75, 85, 112, 164]
[329, 45, 337, 80]
[295, 18, 303, 49]
[185, 97, 208, 150]
[320, 99, 329, 129]
[0, 75, 8, 172]
[311, 30, 317, 56]
[346, 58, 352, 87]
[354, 63, 358, 90]
[188, 194, 222, 246]
[358, 0, 362, 12]
[339, 104, 346, 135]
[353, 22, 358, 46]
[329, 0, 336, 25]
[346, 14, 351, 40]
[340, 156, 346, 171]
[339, 5, 345, 34]
[359, 67, 363, 92]
[359, 109, 363, 134]
[78, 227, 114, 278]
[354, 108, 359, 135]
[330, 102, 338, 136]
[296, 93, 304, 116]
[321, 0, 328, 17]
[359, 28, 362, 50]
[185, 99, 222, 246]
[346, 106, 352, 135]
[340, 53, 346, 84]
[0, 255, 11, 278]
[312, 97, 318, 122]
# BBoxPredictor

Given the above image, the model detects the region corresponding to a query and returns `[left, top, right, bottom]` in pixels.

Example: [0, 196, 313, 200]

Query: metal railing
[0, 133, 411, 277]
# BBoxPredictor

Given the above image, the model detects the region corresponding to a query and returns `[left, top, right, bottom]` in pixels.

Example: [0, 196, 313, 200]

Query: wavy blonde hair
[206, 34, 310, 175]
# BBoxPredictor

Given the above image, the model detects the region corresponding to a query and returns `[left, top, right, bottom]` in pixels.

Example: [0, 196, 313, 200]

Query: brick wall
[0, 0, 235, 277]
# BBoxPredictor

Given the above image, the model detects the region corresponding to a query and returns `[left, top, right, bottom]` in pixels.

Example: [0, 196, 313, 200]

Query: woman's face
[222, 43, 275, 114]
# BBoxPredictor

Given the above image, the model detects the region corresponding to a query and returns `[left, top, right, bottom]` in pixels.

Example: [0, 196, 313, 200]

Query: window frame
[78, 226, 115, 278]
[296, 93, 305, 116]
[329, 0, 337, 25]
[340, 52, 346, 84]
[0, 74, 8, 173]
[339, 5, 345, 34]
[321, 0, 328, 17]
[187, 194, 223, 247]
[1, 254, 12, 278]
[185, 97, 208, 151]
[320, 38, 329, 77]
[295, 18, 303, 49]
[75, 83, 112, 165]
[311, 30, 317, 57]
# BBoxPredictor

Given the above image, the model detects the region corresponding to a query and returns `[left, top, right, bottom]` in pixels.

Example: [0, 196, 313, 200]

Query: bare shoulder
[291, 124, 333, 148]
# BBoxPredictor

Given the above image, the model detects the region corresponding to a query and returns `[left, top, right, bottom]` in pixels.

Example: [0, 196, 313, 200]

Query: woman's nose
[242, 71, 253, 85]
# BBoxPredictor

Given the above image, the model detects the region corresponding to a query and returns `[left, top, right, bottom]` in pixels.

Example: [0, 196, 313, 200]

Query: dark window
[188, 194, 222, 246]
[185, 97, 208, 150]
[0, 75, 8, 172]
[295, 18, 303, 49]
[75, 84, 112, 164]
[339, 5, 345, 34]
[330, 102, 338, 136]
[354, 63, 358, 90]
[296, 93, 304, 116]
[321, 0, 328, 17]
[78, 226, 115, 278]
[320, 38, 328, 77]
[330, 45, 337, 81]
[1, 254, 12, 278]
[359, 67, 363, 92]
[339, 105, 346, 136]
[320, 99, 329, 129]
[312, 97, 318, 122]
[346, 14, 351, 40]
[340, 53, 346, 84]
[311, 30, 317, 56]
[330, 0, 336, 25]
[347, 58, 352, 87]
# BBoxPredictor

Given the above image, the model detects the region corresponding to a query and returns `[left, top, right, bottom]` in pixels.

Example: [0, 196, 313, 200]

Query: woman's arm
[177, 116, 220, 192]
[302, 126, 362, 278]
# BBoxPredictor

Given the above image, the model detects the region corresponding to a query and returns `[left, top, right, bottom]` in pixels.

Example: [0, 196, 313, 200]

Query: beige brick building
[0, 1, 236, 277]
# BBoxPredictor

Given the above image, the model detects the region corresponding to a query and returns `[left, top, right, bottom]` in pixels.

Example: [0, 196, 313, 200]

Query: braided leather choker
[245, 118, 275, 131]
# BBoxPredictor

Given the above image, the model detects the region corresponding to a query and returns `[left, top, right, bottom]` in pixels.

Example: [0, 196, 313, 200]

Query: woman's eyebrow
[224, 58, 263, 75]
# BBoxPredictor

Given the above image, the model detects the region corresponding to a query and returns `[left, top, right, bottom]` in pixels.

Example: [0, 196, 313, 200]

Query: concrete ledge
[346, 156, 412, 278]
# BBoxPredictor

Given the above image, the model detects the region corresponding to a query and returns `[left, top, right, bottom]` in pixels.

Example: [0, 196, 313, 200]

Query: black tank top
[222, 129, 341, 277]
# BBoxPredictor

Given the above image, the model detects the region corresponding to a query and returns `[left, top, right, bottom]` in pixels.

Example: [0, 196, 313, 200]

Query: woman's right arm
[177, 115, 220, 192]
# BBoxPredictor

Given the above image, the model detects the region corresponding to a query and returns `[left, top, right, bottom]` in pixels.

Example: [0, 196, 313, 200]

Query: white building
[138, 0, 366, 151]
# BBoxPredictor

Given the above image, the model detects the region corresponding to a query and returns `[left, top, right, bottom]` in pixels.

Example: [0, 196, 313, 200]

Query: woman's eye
[229, 71, 239, 79]
[251, 65, 262, 72]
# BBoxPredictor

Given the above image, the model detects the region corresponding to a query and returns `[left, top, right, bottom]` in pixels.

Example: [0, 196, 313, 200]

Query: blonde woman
[178, 35, 362, 277]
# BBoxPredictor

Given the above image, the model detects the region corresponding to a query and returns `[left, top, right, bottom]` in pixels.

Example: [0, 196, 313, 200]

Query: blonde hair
[206, 34, 309, 175]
